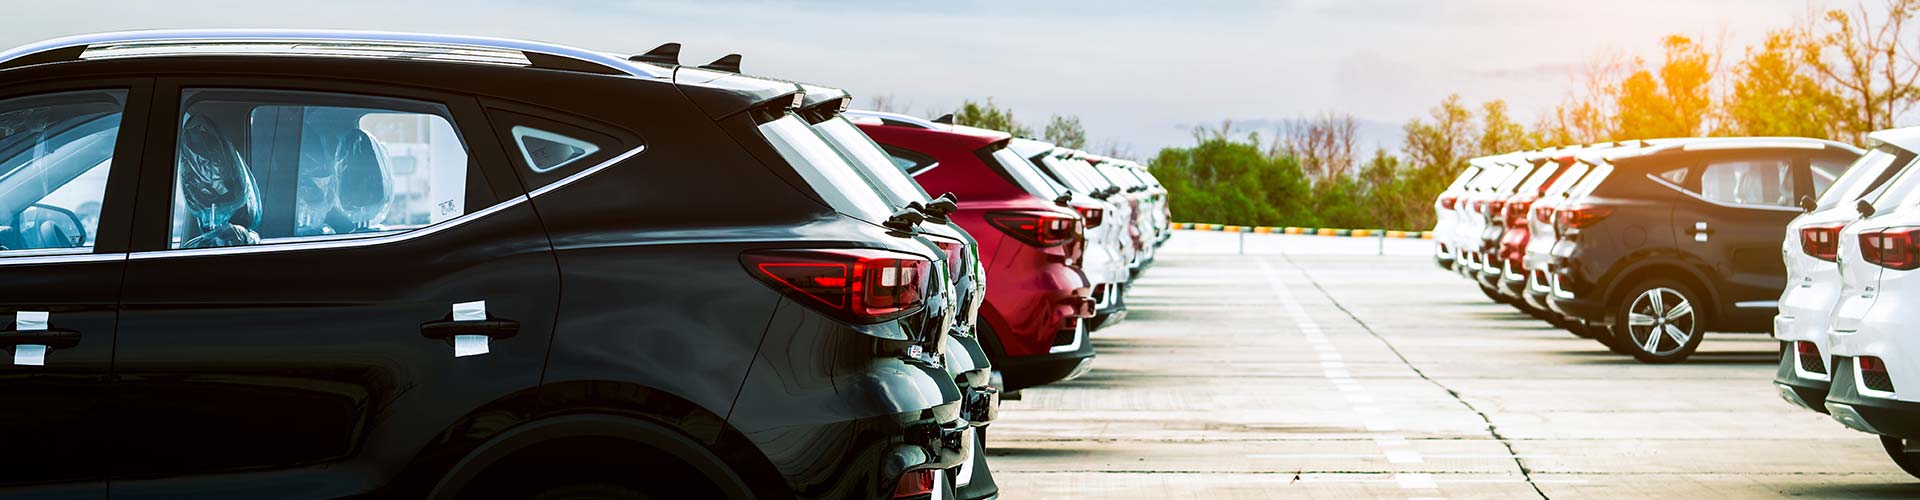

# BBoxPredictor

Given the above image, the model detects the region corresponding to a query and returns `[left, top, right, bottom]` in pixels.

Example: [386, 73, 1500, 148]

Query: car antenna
[700, 54, 742, 73]
[933, 114, 955, 125]
[629, 42, 682, 66]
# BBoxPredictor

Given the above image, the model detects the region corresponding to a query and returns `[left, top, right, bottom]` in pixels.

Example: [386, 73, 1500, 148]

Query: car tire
[1883, 436, 1920, 480]
[1608, 279, 1706, 364]
[1479, 285, 1507, 304]
[527, 483, 654, 500]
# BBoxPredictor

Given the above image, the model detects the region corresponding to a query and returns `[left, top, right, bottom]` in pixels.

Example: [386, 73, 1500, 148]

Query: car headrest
[176, 114, 260, 231]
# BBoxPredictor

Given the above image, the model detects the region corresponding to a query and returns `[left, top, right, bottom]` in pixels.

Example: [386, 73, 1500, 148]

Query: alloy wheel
[1624, 287, 1696, 357]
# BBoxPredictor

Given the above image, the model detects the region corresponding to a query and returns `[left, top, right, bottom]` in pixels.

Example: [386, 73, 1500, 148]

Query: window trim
[1647, 173, 1803, 213]
[881, 145, 939, 176]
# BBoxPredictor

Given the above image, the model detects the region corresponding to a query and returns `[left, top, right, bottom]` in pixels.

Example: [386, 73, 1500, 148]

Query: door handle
[0, 328, 81, 349]
[420, 318, 520, 341]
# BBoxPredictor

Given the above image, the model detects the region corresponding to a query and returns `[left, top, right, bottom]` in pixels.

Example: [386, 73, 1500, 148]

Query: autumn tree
[1724, 27, 1841, 138]
[1804, 0, 1920, 144]
[1477, 100, 1535, 155]
[1043, 115, 1088, 149]
[1613, 35, 1718, 139]
[1401, 94, 1477, 180]
[1277, 112, 1360, 180]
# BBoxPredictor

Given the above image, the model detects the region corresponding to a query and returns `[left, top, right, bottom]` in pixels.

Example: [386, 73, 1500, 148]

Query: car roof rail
[0, 30, 670, 78]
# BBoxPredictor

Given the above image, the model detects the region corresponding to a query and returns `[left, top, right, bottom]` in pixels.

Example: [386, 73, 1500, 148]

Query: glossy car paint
[0, 31, 965, 500]
[1548, 139, 1862, 337]
[1774, 139, 1916, 413]
[1431, 165, 1482, 270]
[1024, 143, 1130, 328]
[1488, 153, 1567, 298]
[855, 114, 1096, 392]
[1088, 157, 1154, 271]
[1822, 138, 1920, 439]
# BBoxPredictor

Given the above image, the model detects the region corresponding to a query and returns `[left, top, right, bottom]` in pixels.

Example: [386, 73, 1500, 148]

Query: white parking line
[1396, 473, 1438, 489]
[1386, 450, 1424, 464]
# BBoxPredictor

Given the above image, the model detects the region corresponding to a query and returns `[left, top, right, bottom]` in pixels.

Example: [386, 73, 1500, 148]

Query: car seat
[177, 114, 261, 249]
[297, 117, 392, 235]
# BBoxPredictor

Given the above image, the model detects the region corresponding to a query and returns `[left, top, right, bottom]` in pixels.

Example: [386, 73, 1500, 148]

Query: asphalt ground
[987, 231, 1920, 499]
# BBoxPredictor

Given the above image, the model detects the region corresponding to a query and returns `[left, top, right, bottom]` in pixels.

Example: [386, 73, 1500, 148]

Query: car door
[1668, 152, 1807, 306]
[0, 81, 150, 500]
[108, 79, 560, 498]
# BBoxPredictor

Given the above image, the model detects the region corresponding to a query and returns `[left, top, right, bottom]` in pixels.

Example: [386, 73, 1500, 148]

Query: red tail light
[1799, 223, 1846, 262]
[1073, 205, 1105, 229]
[1554, 206, 1613, 234]
[932, 239, 967, 279]
[1534, 205, 1555, 225]
[1859, 227, 1920, 270]
[1505, 197, 1534, 228]
[1487, 200, 1508, 219]
[742, 249, 931, 324]
[1439, 195, 1458, 210]
[892, 469, 937, 498]
[986, 211, 1080, 248]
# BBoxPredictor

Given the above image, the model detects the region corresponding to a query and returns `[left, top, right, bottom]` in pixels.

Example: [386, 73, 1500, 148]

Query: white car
[1019, 142, 1131, 329]
[1454, 158, 1515, 277]
[1822, 135, 1920, 478]
[1431, 165, 1482, 270]
[1775, 130, 1917, 416]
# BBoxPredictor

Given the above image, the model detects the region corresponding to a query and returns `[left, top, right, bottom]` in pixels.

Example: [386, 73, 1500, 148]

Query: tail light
[1554, 206, 1613, 234]
[1796, 341, 1826, 374]
[892, 469, 937, 498]
[1799, 223, 1846, 262]
[1505, 197, 1534, 228]
[932, 239, 968, 279]
[1859, 227, 1920, 270]
[1073, 205, 1105, 229]
[986, 211, 1079, 248]
[1487, 200, 1508, 220]
[742, 249, 931, 324]
[1439, 195, 1458, 210]
[1534, 205, 1555, 225]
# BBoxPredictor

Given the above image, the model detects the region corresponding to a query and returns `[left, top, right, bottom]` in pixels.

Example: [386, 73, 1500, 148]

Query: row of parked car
[0, 31, 1170, 499]
[1431, 131, 1920, 479]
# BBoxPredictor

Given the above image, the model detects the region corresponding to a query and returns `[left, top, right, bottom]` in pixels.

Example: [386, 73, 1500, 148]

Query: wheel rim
[1625, 287, 1695, 356]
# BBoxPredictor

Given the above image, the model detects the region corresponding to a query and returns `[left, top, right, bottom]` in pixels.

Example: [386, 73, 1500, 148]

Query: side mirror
[1797, 195, 1817, 214]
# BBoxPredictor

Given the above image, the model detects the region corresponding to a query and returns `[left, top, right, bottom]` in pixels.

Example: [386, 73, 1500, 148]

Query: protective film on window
[0, 90, 126, 255]
[511, 125, 601, 173]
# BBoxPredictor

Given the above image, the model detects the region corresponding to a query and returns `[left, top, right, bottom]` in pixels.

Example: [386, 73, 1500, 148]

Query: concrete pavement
[986, 232, 1920, 499]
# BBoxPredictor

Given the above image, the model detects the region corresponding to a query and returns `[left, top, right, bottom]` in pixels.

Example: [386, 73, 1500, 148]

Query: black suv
[0, 31, 969, 499]
[1547, 138, 1861, 363]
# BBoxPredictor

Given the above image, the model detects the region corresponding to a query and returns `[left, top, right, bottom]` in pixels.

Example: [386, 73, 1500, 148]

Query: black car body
[1546, 137, 1862, 363]
[0, 31, 968, 499]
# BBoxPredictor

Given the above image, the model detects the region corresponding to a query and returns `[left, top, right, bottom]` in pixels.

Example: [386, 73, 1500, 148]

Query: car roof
[1010, 138, 1056, 158]
[0, 29, 672, 79]
[1585, 137, 1860, 164]
[846, 110, 944, 129]
[1868, 126, 1920, 153]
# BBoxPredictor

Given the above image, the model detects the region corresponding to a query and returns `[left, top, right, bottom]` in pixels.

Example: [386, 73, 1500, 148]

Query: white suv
[1774, 131, 1917, 416]
[1821, 133, 1920, 478]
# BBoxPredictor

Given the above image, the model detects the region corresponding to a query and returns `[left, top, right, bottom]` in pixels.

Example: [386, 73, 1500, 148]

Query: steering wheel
[25, 203, 86, 248]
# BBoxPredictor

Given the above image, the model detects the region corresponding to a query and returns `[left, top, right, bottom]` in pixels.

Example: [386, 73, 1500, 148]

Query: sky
[6, 0, 1819, 156]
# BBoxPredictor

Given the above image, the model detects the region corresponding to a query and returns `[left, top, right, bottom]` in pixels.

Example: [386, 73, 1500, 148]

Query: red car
[852, 111, 1096, 392]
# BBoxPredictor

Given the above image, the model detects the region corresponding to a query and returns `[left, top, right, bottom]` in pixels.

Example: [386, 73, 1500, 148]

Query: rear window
[1494, 163, 1535, 192]
[1542, 163, 1590, 196]
[812, 117, 931, 207]
[1567, 162, 1614, 197]
[1446, 166, 1481, 192]
[757, 115, 896, 223]
[1515, 163, 1560, 193]
[987, 146, 1062, 199]
[1818, 147, 1909, 211]
[1038, 155, 1097, 193]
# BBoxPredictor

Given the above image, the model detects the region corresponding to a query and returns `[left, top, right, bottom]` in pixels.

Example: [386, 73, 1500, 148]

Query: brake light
[1073, 205, 1105, 229]
[742, 249, 931, 324]
[1439, 195, 1458, 210]
[986, 211, 1080, 248]
[1554, 206, 1613, 234]
[932, 239, 967, 279]
[892, 469, 937, 498]
[1860, 356, 1895, 392]
[1534, 205, 1555, 225]
[1487, 200, 1508, 219]
[1799, 223, 1846, 262]
[1505, 197, 1534, 228]
[1859, 227, 1920, 270]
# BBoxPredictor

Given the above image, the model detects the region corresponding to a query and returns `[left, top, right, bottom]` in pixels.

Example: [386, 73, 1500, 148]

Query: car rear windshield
[1541, 163, 1590, 196]
[1514, 162, 1560, 193]
[987, 146, 1063, 199]
[1058, 156, 1115, 191]
[812, 116, 931, 207]
[1818, 146, 1910, 211]
[1566, 162, 1614, 198]
[1494, 162, 1535, 192]
[757, 115, 896, 223]
[1446, 166, 1481, 192]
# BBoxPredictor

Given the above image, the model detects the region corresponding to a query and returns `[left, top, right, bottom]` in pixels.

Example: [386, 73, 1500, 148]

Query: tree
[1804, 0, 1920, 144]
[1724, 28, 1841, 138]
[1277, 112, 1360, 180]
[1537, 54, 1627, 146]
[1613, 35, 1717, 139]
[952, 98, 1034, 137]
[1477, 100, 1534, 155]
[1402, 94, 1477, 181]
[1043, 115, 1087, 149]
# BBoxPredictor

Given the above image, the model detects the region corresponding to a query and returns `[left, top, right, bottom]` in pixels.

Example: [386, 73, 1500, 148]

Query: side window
[169, 89, 473, 249]
[511, 126, 600, 173]
[882, 145, 938, 176]
[1657, 167, 1687, 184]
[1698, 158, 1795, 207]
[1810, 156, 1852, 198]
[485, 107, 634, 191]
[0, 90, 127, 255]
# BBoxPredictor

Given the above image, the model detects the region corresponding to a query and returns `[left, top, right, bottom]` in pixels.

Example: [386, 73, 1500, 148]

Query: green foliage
[1725, 28, 1840, 139]
[1043, 115, 1088, 149]
[1613, 35, 1716, 139]
[952, 98, 1034, 137]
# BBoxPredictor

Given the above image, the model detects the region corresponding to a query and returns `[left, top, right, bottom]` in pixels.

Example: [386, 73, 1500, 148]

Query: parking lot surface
[988, 231, 1920, 499]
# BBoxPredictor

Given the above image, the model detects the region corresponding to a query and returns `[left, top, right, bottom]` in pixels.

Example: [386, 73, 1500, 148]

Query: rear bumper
[1774, 341, 1832, 414]
[998, 318, 1095, 392]
[1827, 356, 1920, 439]
[1090, 282, 1127, 331]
